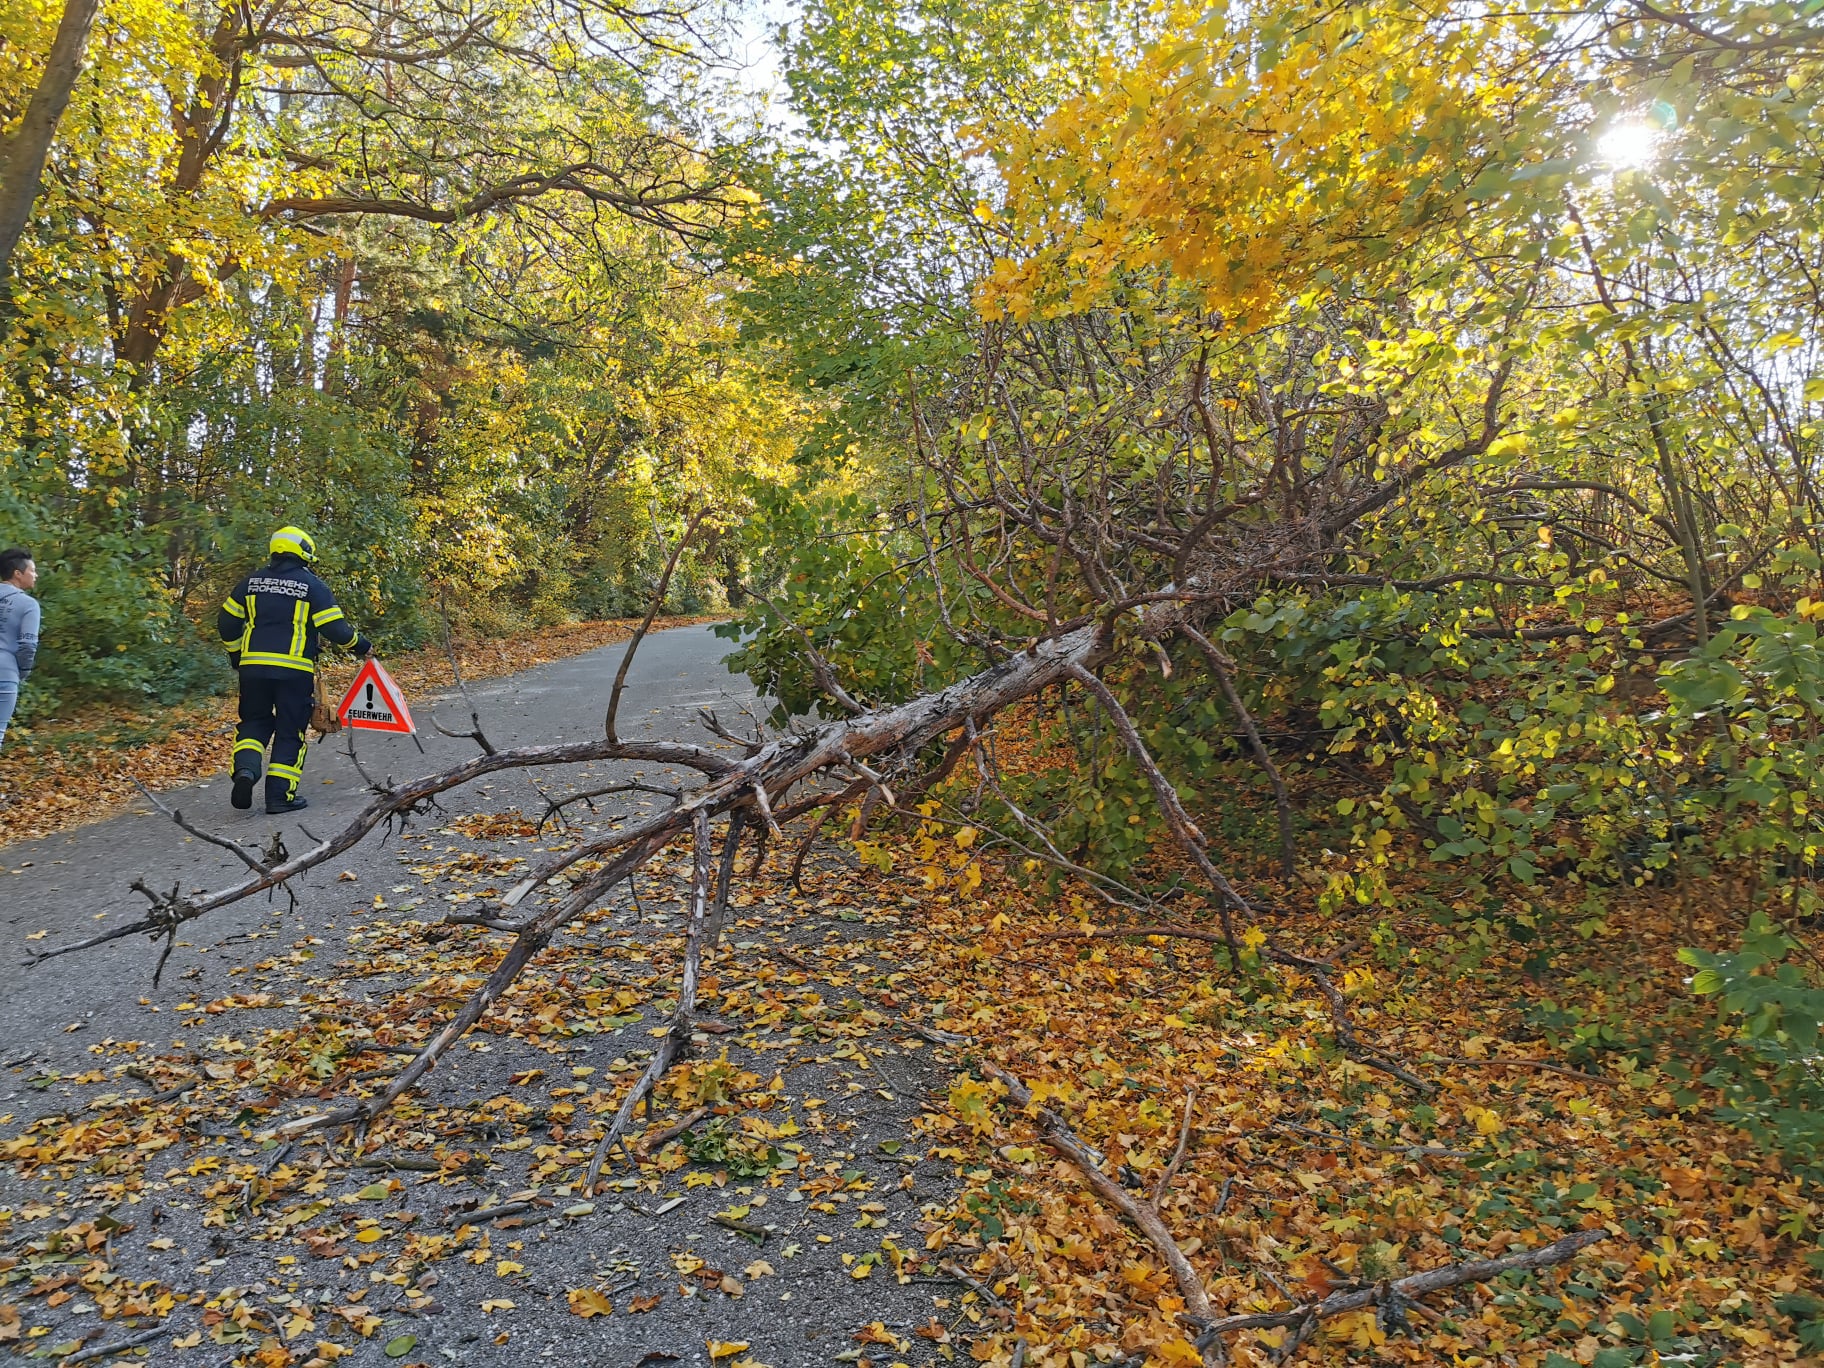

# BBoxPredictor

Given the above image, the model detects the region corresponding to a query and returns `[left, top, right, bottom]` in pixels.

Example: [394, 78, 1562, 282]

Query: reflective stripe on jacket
[217, 556, 358, 675]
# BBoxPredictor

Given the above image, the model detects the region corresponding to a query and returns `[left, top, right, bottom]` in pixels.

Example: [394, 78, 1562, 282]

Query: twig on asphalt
[59, 1326, 168, 1365]
[584, 807, 714, 1193]
[639, 1106, 711, 1154]
[131, 781, 269, 875]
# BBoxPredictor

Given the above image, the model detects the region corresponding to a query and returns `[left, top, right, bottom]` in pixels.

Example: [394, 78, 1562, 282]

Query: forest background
[7, 1, 1824, 1364]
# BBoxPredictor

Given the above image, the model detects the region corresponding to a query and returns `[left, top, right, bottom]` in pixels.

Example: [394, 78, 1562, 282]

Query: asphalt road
[0, 626, 971, 1368]
[0, 624, 758, 1049]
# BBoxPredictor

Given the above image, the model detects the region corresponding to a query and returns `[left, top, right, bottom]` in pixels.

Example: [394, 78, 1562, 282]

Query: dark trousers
[233, 672, 313, 805]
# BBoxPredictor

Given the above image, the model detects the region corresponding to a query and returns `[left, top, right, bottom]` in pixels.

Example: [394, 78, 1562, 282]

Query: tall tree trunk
[0, 0, 99, 280]
[325, 256, 356, 393]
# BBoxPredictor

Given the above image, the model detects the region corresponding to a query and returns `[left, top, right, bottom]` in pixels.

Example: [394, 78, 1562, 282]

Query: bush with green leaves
[0, 466, 230, 722]
[1679, 915, 1824, 1178]
[716, 484, 969, 725]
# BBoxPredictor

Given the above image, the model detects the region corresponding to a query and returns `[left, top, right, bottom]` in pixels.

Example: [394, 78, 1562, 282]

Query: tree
[30, 3, 1824, 1361]
[0, 0, 98, 280]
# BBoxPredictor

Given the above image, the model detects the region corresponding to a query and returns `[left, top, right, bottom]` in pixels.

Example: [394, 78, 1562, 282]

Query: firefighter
[218, 527, 372, 814]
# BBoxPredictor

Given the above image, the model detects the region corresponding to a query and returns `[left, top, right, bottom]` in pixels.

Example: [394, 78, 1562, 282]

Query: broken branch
[982, 1059, 1214, 1325]
[1192, 1228, 1606, 1348]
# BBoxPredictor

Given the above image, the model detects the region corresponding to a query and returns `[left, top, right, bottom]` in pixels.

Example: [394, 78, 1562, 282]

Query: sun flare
[1597, 119, 1660, 170]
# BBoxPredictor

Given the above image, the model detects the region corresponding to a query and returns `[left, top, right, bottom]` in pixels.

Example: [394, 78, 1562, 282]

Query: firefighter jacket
[217, 555, 371, 677]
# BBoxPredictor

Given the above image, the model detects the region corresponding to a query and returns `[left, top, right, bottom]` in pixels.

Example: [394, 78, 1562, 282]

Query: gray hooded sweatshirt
[0, 583, 40, 685]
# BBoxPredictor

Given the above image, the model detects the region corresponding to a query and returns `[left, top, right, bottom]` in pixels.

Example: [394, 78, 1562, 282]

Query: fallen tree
[31, 617, 1123, 1118]
[26, 155, 1648, 1365]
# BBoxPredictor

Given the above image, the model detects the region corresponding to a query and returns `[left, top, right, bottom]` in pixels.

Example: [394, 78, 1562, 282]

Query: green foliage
[679, 1119, 787, 1178]
[0, 466, 228, 721]
[952, 1176, 1037, 1244]
[1775, 1291, 1824, 1354]
[0, 0, 806, 719]
[716, 484, 969, 723]
[1680, 916, 1824, 1175]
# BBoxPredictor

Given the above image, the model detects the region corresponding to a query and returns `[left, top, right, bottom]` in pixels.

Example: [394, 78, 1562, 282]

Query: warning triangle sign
[337, 658, 416, 735]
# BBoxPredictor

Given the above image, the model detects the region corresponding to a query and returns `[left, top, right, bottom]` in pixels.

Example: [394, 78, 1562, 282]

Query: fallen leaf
[383, 1334, 417, 1358]
[708, 1341, 750, 1359]
[628, 1293, 662, 1314]
[567, 1288, 613, 1318]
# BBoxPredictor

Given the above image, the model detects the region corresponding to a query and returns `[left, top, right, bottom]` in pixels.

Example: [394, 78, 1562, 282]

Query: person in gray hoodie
[0, 547, 41, 753]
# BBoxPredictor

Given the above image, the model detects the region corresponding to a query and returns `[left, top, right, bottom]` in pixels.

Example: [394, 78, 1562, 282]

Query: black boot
[266, 777, 309, 815]
[231, 772, 256, 810]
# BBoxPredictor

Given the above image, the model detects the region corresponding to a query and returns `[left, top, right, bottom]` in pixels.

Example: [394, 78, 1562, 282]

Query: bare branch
[1193, 1229, 1606, 1349]
[1178, 626, 1295, 879]
[584, 806, 712, 1192]
[983, 1060, 1214, 1329]
[607, 509, 707, 744]
[131, 780, 270, 876]
[1066, 661, 1249, 953]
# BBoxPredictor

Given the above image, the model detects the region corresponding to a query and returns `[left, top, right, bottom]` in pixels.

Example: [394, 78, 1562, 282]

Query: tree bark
[0, 0, 100, 280]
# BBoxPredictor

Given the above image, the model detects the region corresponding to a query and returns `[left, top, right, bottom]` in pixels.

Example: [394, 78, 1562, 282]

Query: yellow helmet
[269, 526, 317, 562]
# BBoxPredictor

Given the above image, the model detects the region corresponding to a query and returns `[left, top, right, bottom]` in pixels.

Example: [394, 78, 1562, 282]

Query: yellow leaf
[949, 1076, 995, 1136]
[496, 1260, 525, 1277]
[567, 1288, 614, 1318]
[708, 1341, 750, 1359]
[480, 1299, 515, 1314]
[354, 1227, 383, 1244]
[1157, 1338, 1204, 1368]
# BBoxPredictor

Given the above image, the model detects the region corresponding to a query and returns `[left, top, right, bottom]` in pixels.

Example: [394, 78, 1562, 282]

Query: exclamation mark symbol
[365, 682, 375, 709]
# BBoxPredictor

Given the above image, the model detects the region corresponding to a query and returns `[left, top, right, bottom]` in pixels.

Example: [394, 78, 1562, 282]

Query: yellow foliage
[978, 4, 1553, 328]
[949, 1076, 996, 1135]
